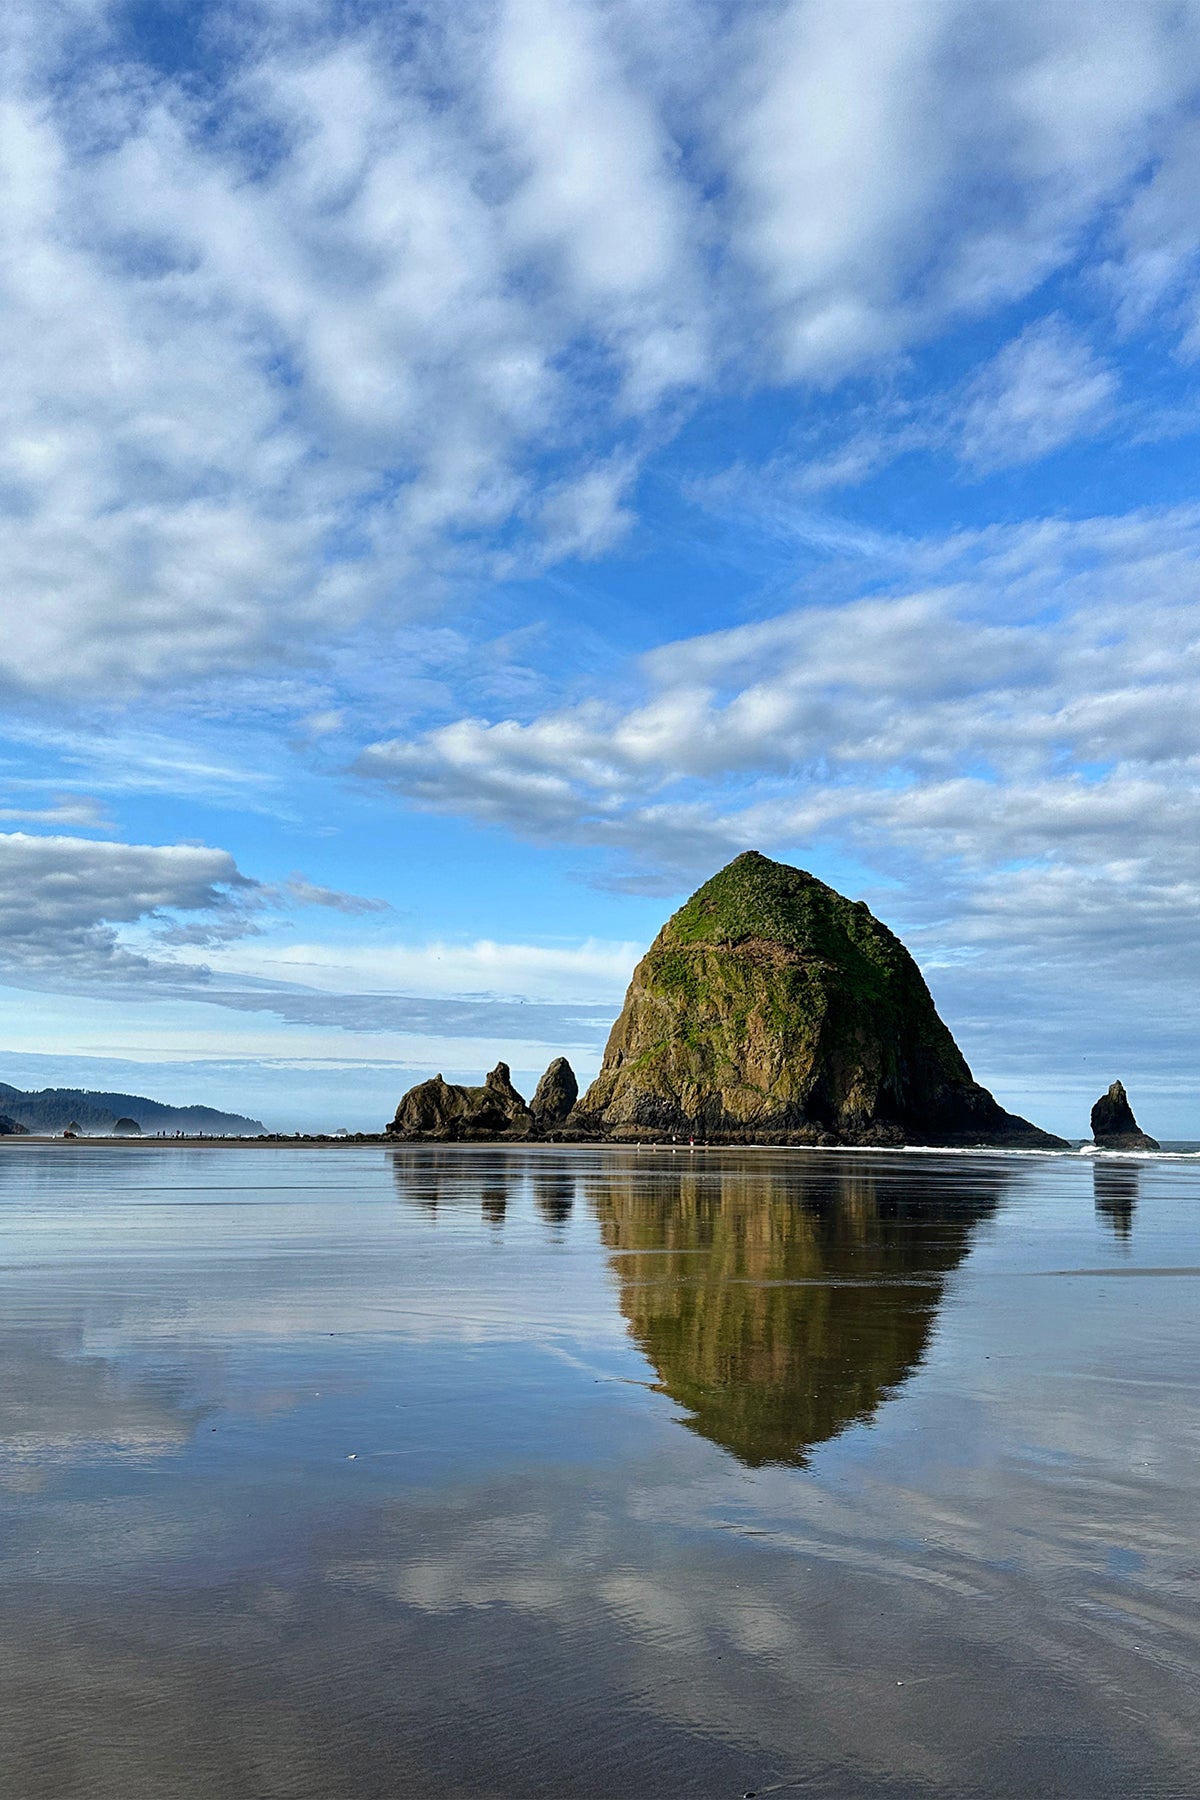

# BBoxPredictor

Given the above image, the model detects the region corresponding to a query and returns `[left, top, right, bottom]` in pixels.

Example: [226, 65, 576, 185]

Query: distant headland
[0, 1082, 264, 1138]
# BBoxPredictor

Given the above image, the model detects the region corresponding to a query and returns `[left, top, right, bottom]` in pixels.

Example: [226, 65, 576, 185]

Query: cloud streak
[0, 830, 629, 1053]
[355, 501, 1200, 995]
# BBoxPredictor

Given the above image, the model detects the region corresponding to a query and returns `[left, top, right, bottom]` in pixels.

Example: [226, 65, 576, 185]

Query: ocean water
[2, 1141, 1199, 1799]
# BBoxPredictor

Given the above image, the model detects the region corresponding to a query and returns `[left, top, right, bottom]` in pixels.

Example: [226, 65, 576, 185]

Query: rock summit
[530, 1057, 578, 1130]
[1090, 1081, 1159, 1151]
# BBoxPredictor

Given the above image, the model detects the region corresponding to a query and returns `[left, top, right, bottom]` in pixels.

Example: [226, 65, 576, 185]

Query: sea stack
[530, 1057, 578, 1130]
[573, 852, 1066, 1148]
[1090, 1081, 1159, 1151]
[387, 1063, 534, 1141]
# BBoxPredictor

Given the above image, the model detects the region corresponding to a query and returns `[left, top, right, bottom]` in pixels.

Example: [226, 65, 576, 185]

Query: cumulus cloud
[0, 832, 396, 985]
[0, 833, 257, 980]
[2, 0, 1200, 696]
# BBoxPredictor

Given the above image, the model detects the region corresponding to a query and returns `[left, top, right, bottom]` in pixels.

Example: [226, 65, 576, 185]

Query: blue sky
[3, 0, 1200, 1134]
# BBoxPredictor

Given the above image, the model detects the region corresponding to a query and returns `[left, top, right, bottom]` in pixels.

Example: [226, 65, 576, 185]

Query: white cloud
[354, 500, 1200, 984]
[0, 831, 404, 987]
[958, 317, 1116, 469]
[0, 796, 111, 827]
[0, 1, 703, 699]
[0, 832, 257, 979]
[0, 829, 632, 1056]
[280, 876, 391, 916]
[204, 933, 641, 1003]
[535, 455, 640, 562]
[489, 0, 707, 405]
[727, 0, 1200, 376]
[0, 0, 1198, 698]
[1111, 114, 1200, 340]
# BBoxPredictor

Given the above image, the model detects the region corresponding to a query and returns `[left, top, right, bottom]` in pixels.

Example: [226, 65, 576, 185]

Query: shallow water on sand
[2, 1142, 1199, 1799]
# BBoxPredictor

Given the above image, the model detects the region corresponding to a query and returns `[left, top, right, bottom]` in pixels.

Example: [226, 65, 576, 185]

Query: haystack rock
[572, 852, 1066, 1149]
[113, 1117, 142, 1136]
[0, 1114, 27, 1136]
[1090, 1081, 1159, 1151]
[530, 1057, 578, 1130]
[387, 1062, 533, 1141]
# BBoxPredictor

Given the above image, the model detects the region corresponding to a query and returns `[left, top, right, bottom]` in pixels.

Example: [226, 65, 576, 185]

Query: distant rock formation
[530, 1057, 578, 1131]
[113, 1117, 142, 1136]
[0, 1114, 27, 1136]
[1090, 1081, 1159, 1151]
[571, 852, 1066, 1149]
[387, 1063, 534, 1141]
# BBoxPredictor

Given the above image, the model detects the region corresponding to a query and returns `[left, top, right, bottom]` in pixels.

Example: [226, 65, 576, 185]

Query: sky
[3, 0, 1200, 1136]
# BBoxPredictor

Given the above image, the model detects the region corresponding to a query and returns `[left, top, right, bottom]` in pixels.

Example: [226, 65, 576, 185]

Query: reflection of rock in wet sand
[590, 1157, 1011, 1467]
[390, 1148, 483, 1215]
[475, 1153, 513, 1225]
[390, 1149, 578, 1228]
[1094, 1162, 1139, 1239]
[534, 1169, 574, 1226]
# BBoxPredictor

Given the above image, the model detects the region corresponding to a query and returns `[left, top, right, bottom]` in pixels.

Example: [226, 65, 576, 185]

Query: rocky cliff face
[1090, 1081, 1159, 1151]
[574, 852, 1065, 1149]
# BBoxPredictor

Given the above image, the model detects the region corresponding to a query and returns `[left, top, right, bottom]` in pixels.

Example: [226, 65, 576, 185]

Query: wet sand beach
[2, 1142, 1198, 1798]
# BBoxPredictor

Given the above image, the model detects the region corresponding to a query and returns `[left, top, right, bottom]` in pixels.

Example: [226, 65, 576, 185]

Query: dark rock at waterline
[571, 852, 1066, 1150]
[530, 1057, 578, 1130]
[113, 1117, 142, 1136]
[387, 1062, 534, 1141]
[0, 1114, 27, 1135]
[1090, 1081, 1159, 1151]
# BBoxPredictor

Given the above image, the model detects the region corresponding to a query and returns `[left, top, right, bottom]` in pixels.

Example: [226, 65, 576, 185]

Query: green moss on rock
[575, 852, 1065, 1148]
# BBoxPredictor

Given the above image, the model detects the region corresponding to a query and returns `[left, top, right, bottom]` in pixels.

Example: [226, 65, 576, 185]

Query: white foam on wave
[658, 1141, 1200, 1163]
[1077, 1143, 1200, 1162]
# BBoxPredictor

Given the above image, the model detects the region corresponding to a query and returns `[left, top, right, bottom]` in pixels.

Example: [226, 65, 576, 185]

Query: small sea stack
[0, 1115, 27, 1136]
[530, 1057, 578, 1131]
[387, 1063, 534, 1141]
[1090, 1081, 1159, 1151]
[113, 1117, 142, 1136]
[388, 1057, 580, 1142]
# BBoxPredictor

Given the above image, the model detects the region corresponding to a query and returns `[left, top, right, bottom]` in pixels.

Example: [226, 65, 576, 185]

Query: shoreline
[2, 1134, 1198, 1160]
